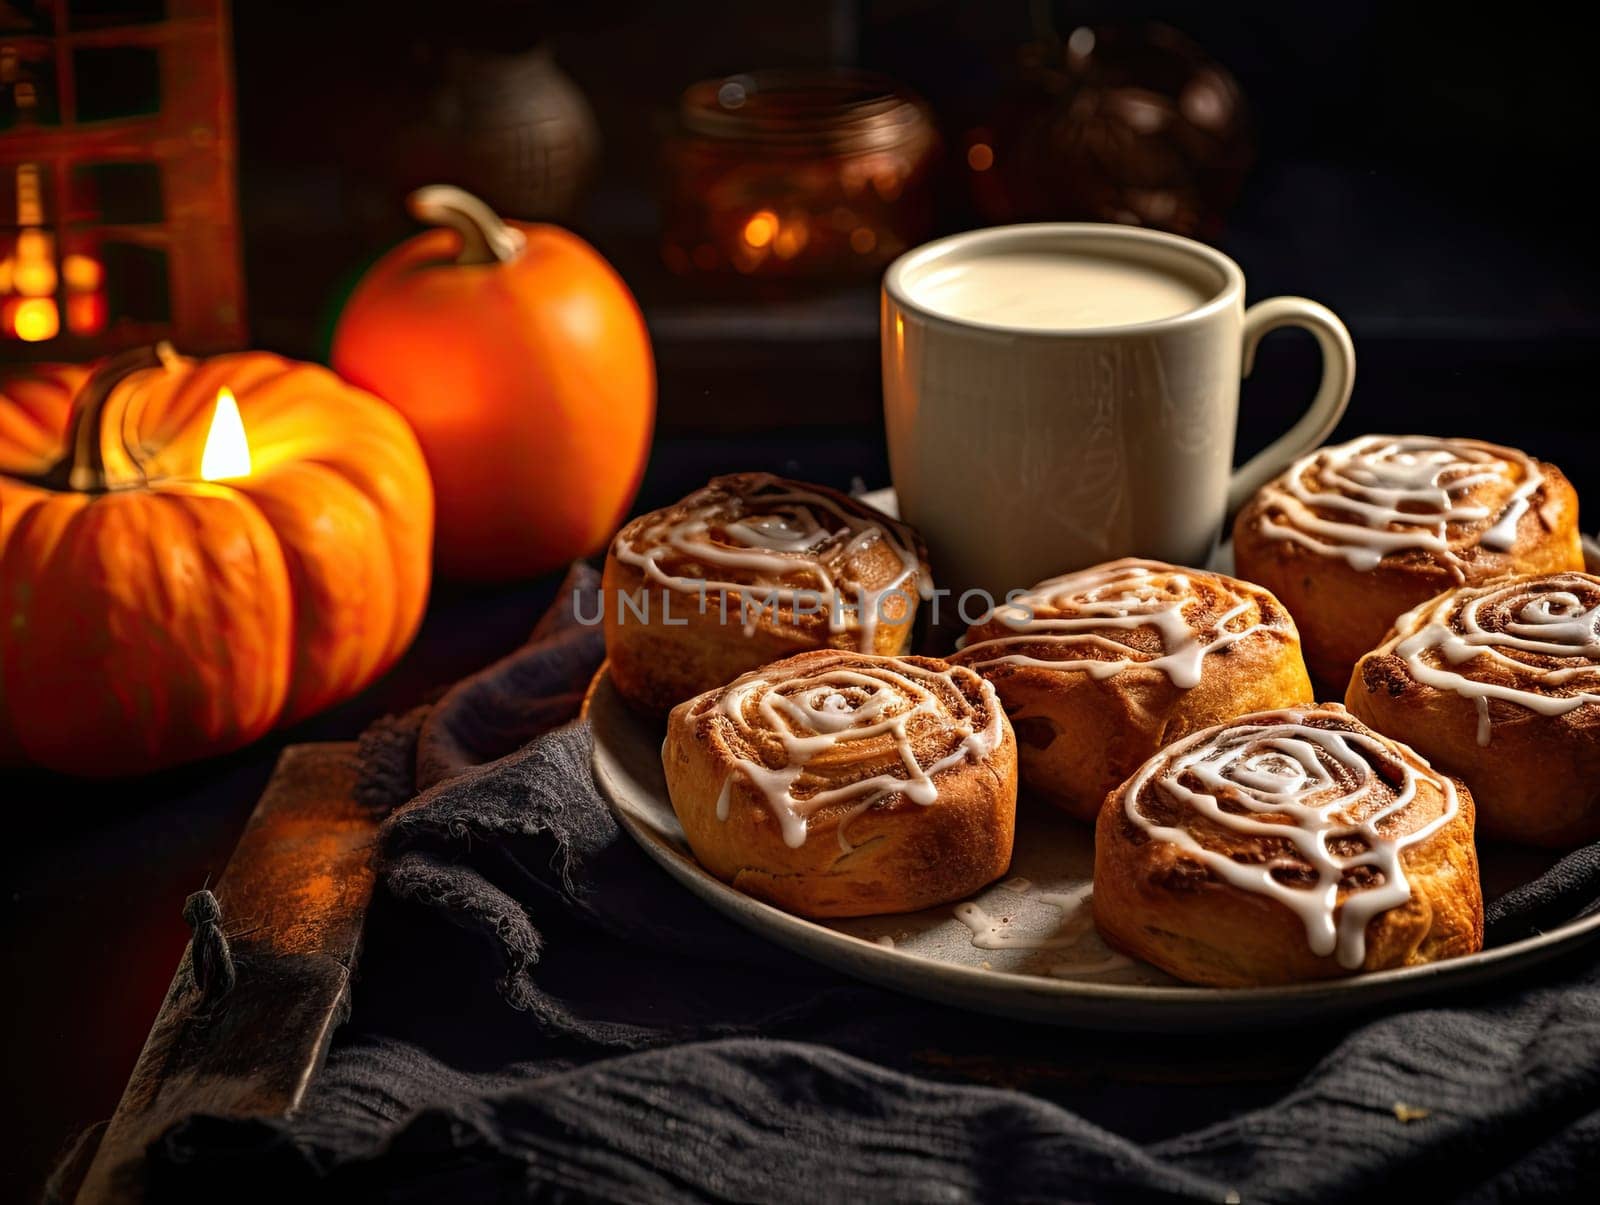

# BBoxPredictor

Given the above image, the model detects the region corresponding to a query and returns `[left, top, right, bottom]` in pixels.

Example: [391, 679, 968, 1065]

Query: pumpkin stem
[45, 344, 169, 493]
[407, 185, 526, 266]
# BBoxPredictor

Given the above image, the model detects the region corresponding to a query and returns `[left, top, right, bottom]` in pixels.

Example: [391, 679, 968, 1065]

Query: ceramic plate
[587, 529, 1600, 1030]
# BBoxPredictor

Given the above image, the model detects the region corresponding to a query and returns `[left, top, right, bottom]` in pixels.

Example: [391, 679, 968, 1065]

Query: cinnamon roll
[663, 649, 1017, 918]
[1233, 435, 1583, 688]
[1094, 705, 1482, 986]
[951, 559, 1313, 821]
[604, 474, 932, 714]
[1348, 572, 1600, 847]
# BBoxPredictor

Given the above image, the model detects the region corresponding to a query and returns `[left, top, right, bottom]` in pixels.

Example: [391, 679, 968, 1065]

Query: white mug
[882, 223, 1354, 595]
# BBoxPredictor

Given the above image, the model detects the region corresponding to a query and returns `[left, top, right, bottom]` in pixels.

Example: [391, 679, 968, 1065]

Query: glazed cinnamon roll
[663, 649, 1017, 918]
[951, 559, 1313, 821]
[1094, 705, 1482, 987]
[1233, 435, 1583, 688]
[1348, 572, 1600, 847]
[604, 474, 931, 713]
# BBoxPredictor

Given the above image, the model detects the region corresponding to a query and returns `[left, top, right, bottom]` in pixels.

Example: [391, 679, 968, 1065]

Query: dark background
[225, 0, 1600, 502]
[6, 1, 1600, 1198]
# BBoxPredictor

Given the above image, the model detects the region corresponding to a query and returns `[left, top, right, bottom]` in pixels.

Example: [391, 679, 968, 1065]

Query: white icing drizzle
[957, 558, 1272, 689]
[954, 884, 1132, 974]
[707, 655, 1005, 848]
[953, 885, 1094, 950]
[835, 798, 876, 854]
[1378, 573, 1600, 746]
[613, 474, 930, 652]
[1123, 709, 1458, 970]
[1256, 435, 1545, 580]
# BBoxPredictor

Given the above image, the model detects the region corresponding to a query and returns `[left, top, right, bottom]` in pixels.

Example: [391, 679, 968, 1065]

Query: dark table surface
[6, 311, 1599, 1202]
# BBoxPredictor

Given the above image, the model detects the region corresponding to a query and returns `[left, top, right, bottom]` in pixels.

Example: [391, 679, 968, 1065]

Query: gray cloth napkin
[148, 564, 1600, 1203]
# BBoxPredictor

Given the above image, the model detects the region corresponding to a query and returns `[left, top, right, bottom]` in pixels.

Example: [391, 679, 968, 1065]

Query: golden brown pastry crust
[951, 559, 1313, 821]
[1093, 704, 1482, 987]
[1347, 572, 1600, 848]
[663, 649, 1017, 918]
[1233, 436, 1583, 691]
[604, 474, 930, 715]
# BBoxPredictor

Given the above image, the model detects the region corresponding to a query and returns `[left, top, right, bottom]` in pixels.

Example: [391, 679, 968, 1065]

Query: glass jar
[662, 70, 939, 282]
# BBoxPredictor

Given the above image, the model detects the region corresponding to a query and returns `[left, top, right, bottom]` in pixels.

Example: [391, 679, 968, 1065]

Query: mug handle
[1225, 297, 1356, 518]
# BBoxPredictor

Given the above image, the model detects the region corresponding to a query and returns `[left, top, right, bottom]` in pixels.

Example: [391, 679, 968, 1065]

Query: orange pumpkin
[0, 347, 433, 776]
[332, 185, 655, 581]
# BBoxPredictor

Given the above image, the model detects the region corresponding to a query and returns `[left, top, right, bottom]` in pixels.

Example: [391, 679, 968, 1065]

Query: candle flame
[201, 388, 251, 481]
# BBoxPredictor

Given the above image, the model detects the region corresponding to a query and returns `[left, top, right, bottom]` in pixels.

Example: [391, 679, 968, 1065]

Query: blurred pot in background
[962, 23, 1253, 238]
[408, 44, 600, 222]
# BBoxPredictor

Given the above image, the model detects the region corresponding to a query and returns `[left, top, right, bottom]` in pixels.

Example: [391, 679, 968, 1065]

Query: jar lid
[679, 70, 932, 154]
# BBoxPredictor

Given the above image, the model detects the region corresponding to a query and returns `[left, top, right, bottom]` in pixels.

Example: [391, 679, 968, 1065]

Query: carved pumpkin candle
[0, 346, 434, 776]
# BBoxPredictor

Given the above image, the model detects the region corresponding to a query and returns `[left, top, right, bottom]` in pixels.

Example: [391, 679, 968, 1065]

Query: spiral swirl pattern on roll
[694, 652, 1005, 849]
[1121, 708, 1459, 968]
[611, 474, 928, 650]
[1380, 572, 1600, 745]
[956, 558, 1287, 689]
[1255, 435, 1543, 578]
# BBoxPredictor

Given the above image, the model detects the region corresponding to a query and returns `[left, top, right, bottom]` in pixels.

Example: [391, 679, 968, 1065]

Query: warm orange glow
[742, 210, 778, 248]
[967, 142, 994, 172]
[67, 291, 107, 336]
[64, 254, 104, 291]
[201, 388, 251, 481]
[11, 228, 56, 296]
[15, 164, 43, 226]
[772, 217, 808, 260]
[12, 297, 58, 341]
[849, 227, 878, 254]
[12, 258, 56, 297]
